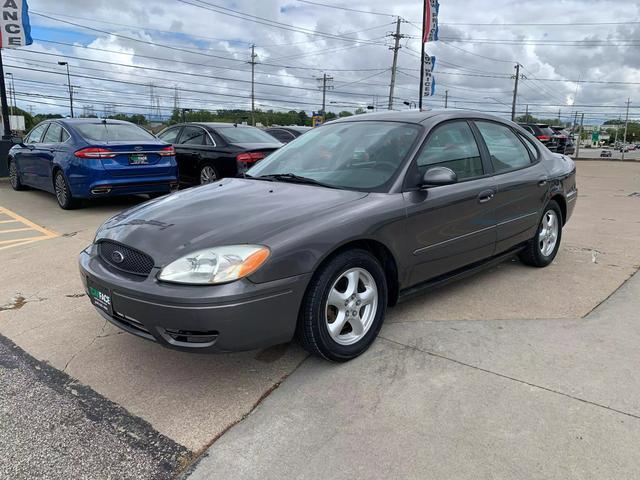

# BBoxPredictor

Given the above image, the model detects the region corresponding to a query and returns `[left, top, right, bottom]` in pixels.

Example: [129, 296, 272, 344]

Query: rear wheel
[519, 200, 562, 267]
[8, 158, 26, 191]
[199, 163, 219, 185]
[54, 170, 80, 210]
[298, 249, 387, 362]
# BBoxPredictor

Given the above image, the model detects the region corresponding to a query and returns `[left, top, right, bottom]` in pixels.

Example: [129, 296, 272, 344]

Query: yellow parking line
[0, 227, 34, 234]
[0, 206, 58, 238]
[0, 237, 48, 251]
[0, 235, 46, 245]
[0, 219, 19, 224]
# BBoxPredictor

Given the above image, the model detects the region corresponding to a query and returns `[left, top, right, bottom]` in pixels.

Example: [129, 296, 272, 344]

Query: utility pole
[511, 63, 522, 121]
[387, 17, 404, 110]
[614, 115, 620, 145]
[444, 90, 448, 108]
[249, 44, 257, 126]
[525, 104, 529, 122]
[558, 108, 561, 124]
[317, 73, 334, 121]
[575, 112, 584, 159]
[622, 98, 631, 162]
[58, 61, 74, 118]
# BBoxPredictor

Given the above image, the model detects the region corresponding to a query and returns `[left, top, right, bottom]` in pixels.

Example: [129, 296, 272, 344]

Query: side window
[60, 128, 70, 142]
[476, 121, 532, 173]
[158, 127, 180, 144]
[42, 123, 63, 143]
[268, 129, 294, 143]
[26, 123, 48, 144]
[415, 121, 484, 180]
[518, 133, 538, 160]
[179, 126, 205, 145]
[204, 133, 216, 146]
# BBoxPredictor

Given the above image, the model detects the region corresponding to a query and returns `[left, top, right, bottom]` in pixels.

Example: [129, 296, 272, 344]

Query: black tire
[519, 200, 563, 267]
[297, 249, 388, 362]
[199, 163, 219, 185]
[8, 158, 27, 191]
[53, 170, 80, 210]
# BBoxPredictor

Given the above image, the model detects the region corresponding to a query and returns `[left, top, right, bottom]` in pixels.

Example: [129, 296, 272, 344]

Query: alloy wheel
[200, 165, 217, 185]
[325, 267, 378, 346]
[55, 172, 68, 206]
[539, 209, 559, 257]
[9, 161, 18, 188]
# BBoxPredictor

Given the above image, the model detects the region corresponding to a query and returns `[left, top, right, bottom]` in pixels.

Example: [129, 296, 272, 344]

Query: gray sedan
[79, 110, 577, 361]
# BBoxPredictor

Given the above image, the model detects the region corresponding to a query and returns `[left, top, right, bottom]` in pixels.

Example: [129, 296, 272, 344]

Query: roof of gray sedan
[330, 109, 505, 125]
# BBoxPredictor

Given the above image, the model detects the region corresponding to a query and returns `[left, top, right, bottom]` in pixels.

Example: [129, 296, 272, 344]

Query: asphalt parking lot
[1, 160, 640, 478]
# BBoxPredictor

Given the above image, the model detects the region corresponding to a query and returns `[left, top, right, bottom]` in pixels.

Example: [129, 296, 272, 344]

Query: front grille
[98, 240, 155, 276]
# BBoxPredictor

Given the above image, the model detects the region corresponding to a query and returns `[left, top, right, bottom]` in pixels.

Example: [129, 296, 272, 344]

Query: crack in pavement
[62, 319, 108, 373]
[378, 335, 640, 422]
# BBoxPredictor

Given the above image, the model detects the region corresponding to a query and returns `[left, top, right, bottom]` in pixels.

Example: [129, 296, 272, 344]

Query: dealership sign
[423, 54, 436, 96]
[0, 0, 32, 48]
[422, 0, 439, 43]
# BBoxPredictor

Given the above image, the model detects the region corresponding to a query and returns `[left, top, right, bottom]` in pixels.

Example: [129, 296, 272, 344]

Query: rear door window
[42, 123, 63, 143]
[475, 121, 532, 173]
[26, 123, 49, 144]
[179, 126, 206, 145]
[415, 121, 484, 180]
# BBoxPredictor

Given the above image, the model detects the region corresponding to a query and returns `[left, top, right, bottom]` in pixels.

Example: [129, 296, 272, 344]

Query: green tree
[354, 107, 366, 115]
[338, 111, 353, 118]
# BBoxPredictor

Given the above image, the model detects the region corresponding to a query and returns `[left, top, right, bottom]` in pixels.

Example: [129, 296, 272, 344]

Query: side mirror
[421, 166, 458, 188]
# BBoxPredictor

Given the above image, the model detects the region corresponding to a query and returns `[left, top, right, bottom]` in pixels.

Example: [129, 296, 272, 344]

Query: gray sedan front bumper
[79, 246, 311, 352]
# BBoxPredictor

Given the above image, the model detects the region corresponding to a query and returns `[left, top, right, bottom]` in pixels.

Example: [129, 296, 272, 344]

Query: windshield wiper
[253, 173, 339, 189]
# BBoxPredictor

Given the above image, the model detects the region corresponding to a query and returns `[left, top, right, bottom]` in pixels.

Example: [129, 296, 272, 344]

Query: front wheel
[519, 200, 562, 267]
[297, 249, 387, 362]
[54, 170, 80, 210]
[8, 158, 27, 191]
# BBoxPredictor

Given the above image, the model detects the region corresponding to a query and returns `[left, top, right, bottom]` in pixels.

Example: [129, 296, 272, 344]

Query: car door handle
[478, 189, 495, 203]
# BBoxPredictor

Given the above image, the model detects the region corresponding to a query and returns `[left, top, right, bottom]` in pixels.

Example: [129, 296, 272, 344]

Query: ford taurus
[79, 110, 577, 361]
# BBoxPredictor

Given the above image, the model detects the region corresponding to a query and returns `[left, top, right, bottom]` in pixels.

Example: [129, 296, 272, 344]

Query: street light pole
[5, 73, 15, 116]
[622, 98, 631, 162]
[58, 61, 74, 118]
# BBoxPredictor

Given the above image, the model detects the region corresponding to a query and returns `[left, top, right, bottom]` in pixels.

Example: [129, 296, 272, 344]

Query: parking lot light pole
[58, 61, 74, 118]
[622, 98, 630, 162]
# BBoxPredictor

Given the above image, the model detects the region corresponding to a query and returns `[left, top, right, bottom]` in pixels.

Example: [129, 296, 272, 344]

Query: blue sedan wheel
[54, 170, 79, 210]
[9, 159, 27, 191]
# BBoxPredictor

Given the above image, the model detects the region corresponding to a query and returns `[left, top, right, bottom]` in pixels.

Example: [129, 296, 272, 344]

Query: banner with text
[0, 0, 32, 48]
[422, 0, 439, 43]
[423, 54, 436, 96]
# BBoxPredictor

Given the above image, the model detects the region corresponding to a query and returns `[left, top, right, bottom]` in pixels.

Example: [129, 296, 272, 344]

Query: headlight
[158, 245, 270, 285]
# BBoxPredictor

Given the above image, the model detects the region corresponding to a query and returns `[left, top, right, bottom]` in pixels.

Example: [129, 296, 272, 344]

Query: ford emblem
[111, 251, 125, 264]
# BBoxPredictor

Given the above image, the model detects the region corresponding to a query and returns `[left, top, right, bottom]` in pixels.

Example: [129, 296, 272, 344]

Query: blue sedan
[8, 118, 179, 209]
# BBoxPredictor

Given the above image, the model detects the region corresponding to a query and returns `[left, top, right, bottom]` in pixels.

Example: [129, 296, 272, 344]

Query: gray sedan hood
[95, 178, 368, 266]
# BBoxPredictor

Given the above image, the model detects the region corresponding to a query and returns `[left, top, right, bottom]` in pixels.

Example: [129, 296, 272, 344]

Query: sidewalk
[186, 271, 640, 480]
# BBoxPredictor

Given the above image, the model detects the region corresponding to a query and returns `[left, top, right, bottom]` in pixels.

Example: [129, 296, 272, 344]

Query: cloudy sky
[5, 0, 640, 124]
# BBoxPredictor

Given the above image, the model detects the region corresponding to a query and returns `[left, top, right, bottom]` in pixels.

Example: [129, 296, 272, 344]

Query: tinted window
[61, 128, 70, 142]
[416, 121, 483, 180]
[217, 126, 281, 144]
[267, 129, 295, 143]
[26, 123, 48, 144]
[248, 121, 421, 192]
[158, 127, 181, 143]
[476, 121, 531, 173]
[42, 123, 63, 143]
[75, 123, 156, 142]
[180, 126, 206, 145]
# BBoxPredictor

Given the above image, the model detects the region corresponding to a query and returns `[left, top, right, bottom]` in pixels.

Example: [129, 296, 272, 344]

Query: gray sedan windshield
[247, 121, 421, 191]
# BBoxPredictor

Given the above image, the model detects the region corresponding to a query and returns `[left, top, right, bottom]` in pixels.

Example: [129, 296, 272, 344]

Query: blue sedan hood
[96, 178, 368, 266]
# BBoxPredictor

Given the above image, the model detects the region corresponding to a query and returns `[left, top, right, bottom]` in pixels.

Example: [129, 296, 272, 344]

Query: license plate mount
[87, 277, 113, 316]
[129, 154, 149, 165]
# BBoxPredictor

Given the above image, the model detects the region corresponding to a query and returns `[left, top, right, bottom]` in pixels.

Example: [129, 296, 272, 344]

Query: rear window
[217, 127, 280, 144]
[74, 123, 156, 142]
